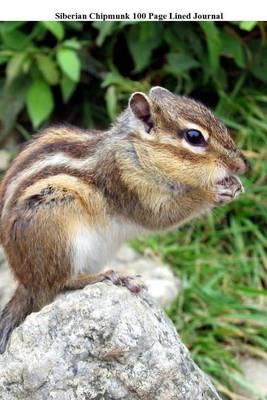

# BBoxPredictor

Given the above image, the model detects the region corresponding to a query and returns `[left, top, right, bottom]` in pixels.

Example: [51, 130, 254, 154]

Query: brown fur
[0, 87, 248, 353]
[0, 129, 102, 208]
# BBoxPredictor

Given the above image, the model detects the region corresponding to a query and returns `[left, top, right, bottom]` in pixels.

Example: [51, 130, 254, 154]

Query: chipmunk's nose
[235, 153, 250, 175]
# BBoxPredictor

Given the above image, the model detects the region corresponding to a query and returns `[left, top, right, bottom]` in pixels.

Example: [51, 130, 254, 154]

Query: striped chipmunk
[0, 86, 248, 353]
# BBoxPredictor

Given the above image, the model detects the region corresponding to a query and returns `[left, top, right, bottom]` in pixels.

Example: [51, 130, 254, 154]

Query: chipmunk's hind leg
[65, 270, 144, 293]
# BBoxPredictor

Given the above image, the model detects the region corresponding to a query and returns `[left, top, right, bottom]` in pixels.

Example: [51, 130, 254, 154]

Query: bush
[0, 21, 266, 143]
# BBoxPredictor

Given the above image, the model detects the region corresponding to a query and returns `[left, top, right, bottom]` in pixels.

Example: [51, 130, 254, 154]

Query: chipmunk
[0, 86, 248, 353]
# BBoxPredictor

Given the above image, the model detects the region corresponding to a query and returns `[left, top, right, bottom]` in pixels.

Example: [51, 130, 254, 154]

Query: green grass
[131, 91, 267, 400]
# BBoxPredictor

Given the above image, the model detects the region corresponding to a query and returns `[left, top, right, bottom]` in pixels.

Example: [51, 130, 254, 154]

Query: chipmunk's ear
[129, 92, 153, 133]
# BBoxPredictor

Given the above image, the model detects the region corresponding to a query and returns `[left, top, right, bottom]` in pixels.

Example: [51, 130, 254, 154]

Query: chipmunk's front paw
[213, 176, 244, 205]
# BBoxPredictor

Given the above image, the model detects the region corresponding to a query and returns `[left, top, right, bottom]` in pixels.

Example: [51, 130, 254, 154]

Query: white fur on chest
[71, 218, 144, 275]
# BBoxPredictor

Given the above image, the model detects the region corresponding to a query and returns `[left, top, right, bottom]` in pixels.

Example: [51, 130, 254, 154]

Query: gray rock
[236, 357, 267, 399]
[0, 265, 16, 307]
[0, 248, 16, 308]
[0, 283, 221, 400]
[0, 246, 5, 265]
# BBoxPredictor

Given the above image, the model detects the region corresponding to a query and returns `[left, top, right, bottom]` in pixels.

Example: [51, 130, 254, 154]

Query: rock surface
[0, 247, 16, 307]
[0, 283, 221, 400]
[237, 357, 267, 399]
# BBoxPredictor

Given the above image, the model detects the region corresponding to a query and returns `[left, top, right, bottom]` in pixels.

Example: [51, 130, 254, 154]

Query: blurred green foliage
[0, 21, 267, 143]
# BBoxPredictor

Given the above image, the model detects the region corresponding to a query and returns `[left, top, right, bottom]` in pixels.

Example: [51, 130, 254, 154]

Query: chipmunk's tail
[0, 285, 33, 354]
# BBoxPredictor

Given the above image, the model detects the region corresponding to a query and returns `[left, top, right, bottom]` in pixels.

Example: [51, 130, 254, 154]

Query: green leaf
[60, 75, 77, 103]
[92, 22, 118, 46]
[35, 54, 59, 85]
[102, 71, 148, 93]
[200, 22, 222, 71]
[0, 55, 9, 65]
[166, 53, 199, 74]
[0, 22, 26, 33]
[64, 21, 83, 31]
[220, 31, 245, 68]
[127, 23, 163, 72]
[56, 48, 81, 82]
[164, 24, 203, 57]
[235, 286, 267, 297]
[105, 86, 117, 120]
[82, 101, 94, 128]
[63, 38, 82, 50]
[250, 45, 267, 83]
[239, 21, 258, 31]
[6, 53, 27, 84]
[1, 29, 31, 51]
[0, 76, 29, 143]
[42, 21, 65, 41]
[26, 79, 54, 128]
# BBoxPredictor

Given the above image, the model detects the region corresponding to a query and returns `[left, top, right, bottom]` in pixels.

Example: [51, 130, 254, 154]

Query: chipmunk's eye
[183, 129, 206, 146]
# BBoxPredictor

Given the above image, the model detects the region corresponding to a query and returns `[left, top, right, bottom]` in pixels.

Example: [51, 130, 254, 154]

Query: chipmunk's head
[125, 86, 248, 188]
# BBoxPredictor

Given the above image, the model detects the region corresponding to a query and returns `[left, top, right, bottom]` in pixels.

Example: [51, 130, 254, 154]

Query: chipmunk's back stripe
[1, 135, 102, 197]
[0, 130, 104, 216]
[5, 165, 94, 215]
[1, 151, 99, 217]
